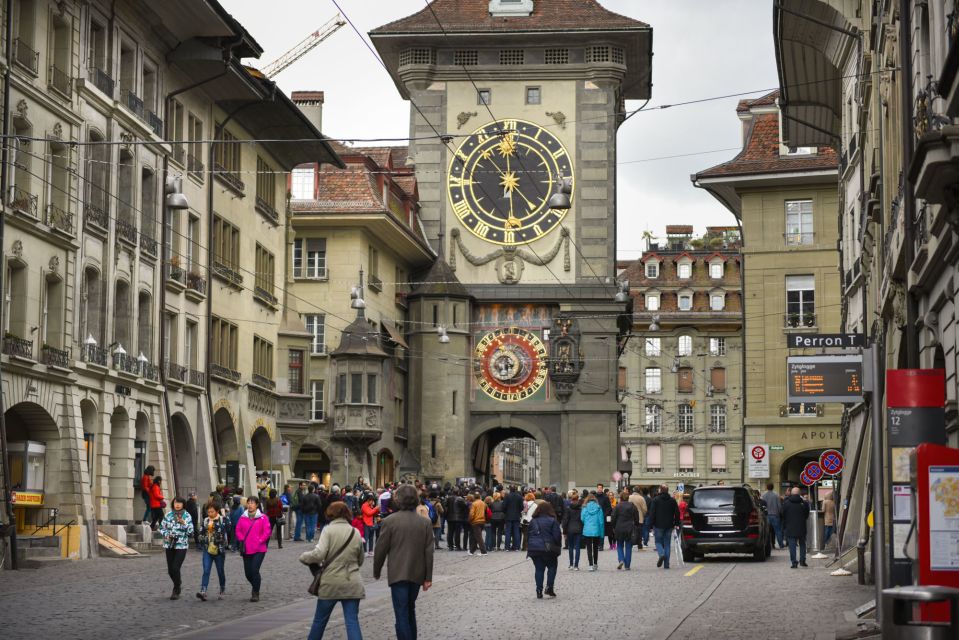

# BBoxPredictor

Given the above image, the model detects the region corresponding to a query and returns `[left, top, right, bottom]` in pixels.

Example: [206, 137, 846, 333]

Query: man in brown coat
[467, 493, 488, 556]
[373, 484, 434, 640]
[628, 486, 649, 549]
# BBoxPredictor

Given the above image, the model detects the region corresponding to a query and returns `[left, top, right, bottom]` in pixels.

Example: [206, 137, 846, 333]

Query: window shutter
[678, 367, 693, 393]
[710, 367, 726, 391]
[679, 444, 694, 467]
[711, 444, 726, 467]
[646, 444, 661, 467]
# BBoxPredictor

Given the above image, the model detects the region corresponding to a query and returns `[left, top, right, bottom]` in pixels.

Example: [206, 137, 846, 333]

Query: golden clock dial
[473, 327, 548, 402]
[448, 119, 574, 246]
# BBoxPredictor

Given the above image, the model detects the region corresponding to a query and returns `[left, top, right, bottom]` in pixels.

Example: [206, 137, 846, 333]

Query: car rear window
[690, 489, 752, 511]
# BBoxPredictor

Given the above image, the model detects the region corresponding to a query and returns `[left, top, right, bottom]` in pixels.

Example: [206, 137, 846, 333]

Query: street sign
[271, 441, 291, 465]
[787, 355, 864, 403]
[819, 449, 845, 475]
[748, 444, 769, 479]
[804, 461, 824, 483]
[787, 333, 865, 349]
[800, 471, 813, 486]
[676, 483, 685, 493]
[770, 445, 785, 451]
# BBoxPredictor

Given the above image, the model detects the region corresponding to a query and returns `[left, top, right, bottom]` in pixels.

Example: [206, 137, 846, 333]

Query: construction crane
[260, 14, 346, 78]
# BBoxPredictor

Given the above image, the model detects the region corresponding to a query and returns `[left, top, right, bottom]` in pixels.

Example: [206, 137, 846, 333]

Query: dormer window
[645, 261, 659, 278]
[678, 290, 693, 311]
[645, 292, 660, 311]
[784, 146, 815, 156]
[710, 290, 726, 311]
[489, 0, 534, 17]
[677, 262, 692, 279]
[709, 261, 724, 279]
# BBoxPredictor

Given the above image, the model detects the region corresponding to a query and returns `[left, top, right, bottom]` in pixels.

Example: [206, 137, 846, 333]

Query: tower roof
[410, 258, 470, 298]
[371, 0, 648, 34]
[330, 315, 389, 358]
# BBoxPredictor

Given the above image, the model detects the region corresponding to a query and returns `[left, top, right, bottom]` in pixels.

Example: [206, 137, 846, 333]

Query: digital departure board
[787, 355, 864, 403]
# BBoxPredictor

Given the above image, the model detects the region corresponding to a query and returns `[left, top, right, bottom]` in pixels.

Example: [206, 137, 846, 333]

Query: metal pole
[868, 344, 886, 624]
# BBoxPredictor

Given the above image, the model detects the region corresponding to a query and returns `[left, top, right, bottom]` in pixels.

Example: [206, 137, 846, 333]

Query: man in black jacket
[503, 486, 524, 551]
[781, 487, 811, 568]
[446, 490, 468, 551]
[595, 484, 612, 550]
[299, 485, 321, 543]
[649, 484, 681, 569]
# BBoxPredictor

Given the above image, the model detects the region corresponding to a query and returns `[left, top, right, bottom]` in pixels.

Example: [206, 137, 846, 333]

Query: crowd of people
[137, 469, 703, 639]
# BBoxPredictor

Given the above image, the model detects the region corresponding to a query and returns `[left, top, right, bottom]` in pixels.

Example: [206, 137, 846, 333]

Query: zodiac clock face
[447, 119, 574, 246]
[473, 328, 548, 402]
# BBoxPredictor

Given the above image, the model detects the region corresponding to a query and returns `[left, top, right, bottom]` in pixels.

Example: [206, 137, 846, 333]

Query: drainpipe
[899, 0, 919, 367]
[159, 37, 242, 495]
[0, 0, 18, 570]
[735, 217, 746, 484]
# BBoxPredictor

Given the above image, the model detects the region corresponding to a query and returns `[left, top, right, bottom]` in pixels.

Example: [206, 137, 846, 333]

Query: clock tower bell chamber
[371, 1, 653, 489]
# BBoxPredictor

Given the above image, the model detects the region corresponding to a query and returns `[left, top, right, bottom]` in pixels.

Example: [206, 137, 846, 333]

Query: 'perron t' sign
[786, 333, 865, 349]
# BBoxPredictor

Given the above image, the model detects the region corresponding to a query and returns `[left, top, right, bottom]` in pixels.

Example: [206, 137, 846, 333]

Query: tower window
[525, 87, 541, 105]
[477, 89, 492, 106]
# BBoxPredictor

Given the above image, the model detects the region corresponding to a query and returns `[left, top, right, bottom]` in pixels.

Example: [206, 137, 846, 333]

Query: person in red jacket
[140, 465, 155, 524]
[149, 476, 166, 530]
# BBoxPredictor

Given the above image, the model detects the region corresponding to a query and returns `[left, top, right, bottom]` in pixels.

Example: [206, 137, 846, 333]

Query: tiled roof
[292, 164, 383, 213]
[291, 90, 325, 104]
[371, 0, 648, 34]
[696, 107, 837, 179]
[736, 89, 780, 113]
[665, 225, 694, 234]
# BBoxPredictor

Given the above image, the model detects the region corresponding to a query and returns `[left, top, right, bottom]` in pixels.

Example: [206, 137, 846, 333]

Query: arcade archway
[293, 444, 331, 487]
[375, 448, 395, 489]
[170, 413, 196, 496]
[108, 407, 133, 521]
[470, 425, 545, 489]
[5, 402, 61, 524]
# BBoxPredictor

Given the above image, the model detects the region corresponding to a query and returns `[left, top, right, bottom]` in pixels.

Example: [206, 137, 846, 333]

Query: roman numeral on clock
[473, 221, 490, 238]
[452, 199, 471, 219]
[449, 176, 473, 188]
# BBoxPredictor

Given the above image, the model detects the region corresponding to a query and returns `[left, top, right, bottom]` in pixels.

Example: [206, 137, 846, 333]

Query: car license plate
[709, 515, 732, 525]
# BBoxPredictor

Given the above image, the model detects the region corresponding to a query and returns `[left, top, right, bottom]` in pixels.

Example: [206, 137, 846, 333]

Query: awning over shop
[381, 319, 409, 350]
[774, 0, 859, 146]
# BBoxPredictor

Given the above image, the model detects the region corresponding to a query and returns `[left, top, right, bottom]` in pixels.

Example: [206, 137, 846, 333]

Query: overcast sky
[225, 0, 777, 259]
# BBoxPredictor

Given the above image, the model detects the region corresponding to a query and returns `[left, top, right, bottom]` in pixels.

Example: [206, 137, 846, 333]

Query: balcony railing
[188, 153, 204, 179]
[147, 111, 162, 136]
[166, 261, 185, 285]
[41, 344, 71, 368]
[254, 286, 278, 307]
[213, 162, 245, 193]
[89, 66, 114, 97]
[784, 313, 817, 328]
[3, 335, 34, 359]
[212, 261, 243, 287]
[252, 373, 276, 390]
[45, 203, 73, 235]
[914, 205, 930, 256]
[8, 186, 38, 217]
[784, 232, 815, 246]
[13, 39, 39, 75]
[210, 363, 241, 383]
[368, 274, 383, 292]
[172, 144, 186, 166]
[166, 361, 187, 383]
[82, 343, 108, 366]
[125, 90, 144, 118]
[255, 197, 279, 223]
[188, 368, 206, 387]
[48, 65, 72, 98]
[113, 351, 139, 375]
[142, 362, 160, 382]
[186, 272, 207, 296]
[140, 234, 158, 257]
[116, 218, 138, 245]
[84, 204, 109, 231]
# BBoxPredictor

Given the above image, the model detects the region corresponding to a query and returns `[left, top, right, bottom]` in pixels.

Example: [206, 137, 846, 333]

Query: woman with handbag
[299, 501, 364, 640]
[149, 476, 167, 530]
[196, 503, 230, 601]
[159, 495, 193, 600]
[235, 496, 273, 602]
[526, 500, 562, 599]
[611, 491, 640, 571]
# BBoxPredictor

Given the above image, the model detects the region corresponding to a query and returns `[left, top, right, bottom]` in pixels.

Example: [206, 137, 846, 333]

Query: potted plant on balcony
[786, 313, 800, 328]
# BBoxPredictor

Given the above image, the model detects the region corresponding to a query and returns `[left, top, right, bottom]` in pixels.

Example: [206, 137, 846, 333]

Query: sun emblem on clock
[448, 119, 574, 246]
[473, 327, 548, 402]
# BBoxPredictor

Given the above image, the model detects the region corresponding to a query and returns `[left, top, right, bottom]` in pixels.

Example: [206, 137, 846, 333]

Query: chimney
[291, 90, 325, 132]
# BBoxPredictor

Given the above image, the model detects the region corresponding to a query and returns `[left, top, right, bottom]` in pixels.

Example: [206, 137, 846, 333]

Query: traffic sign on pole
[800, 471, 812, 486]
[804, 461, 824, 483]
[819, 449, 845, 476]
[748, 444, 769, 479]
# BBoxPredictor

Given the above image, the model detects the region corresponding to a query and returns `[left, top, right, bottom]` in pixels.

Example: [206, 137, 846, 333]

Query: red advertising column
[912, 443, 959, 622]
[886, 369, 946, 588]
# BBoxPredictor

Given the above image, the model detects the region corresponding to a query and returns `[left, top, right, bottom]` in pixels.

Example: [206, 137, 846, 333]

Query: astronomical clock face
[448, 119, 574, 246]
[474, 327, 548, 402]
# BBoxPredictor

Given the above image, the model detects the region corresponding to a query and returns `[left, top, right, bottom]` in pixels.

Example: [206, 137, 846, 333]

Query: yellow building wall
[740, 184, 843, 483]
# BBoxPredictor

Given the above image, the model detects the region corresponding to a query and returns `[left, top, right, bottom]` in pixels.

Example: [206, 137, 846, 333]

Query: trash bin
[806, 510, 823, 550]
[881, 585, 959, 639]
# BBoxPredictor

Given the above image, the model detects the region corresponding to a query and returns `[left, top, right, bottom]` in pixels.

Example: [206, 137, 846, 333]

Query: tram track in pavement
[648, 562, 738, 640]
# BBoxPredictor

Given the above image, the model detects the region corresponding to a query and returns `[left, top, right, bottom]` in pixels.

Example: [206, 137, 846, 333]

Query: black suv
[681, 484, 771, 562]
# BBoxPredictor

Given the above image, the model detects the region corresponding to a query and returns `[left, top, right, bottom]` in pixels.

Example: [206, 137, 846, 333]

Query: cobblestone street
[1, 541, 872, 640]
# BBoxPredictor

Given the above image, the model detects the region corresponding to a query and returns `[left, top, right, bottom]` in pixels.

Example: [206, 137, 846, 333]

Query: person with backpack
[428, 493, 444, 550]
[489, 492, 506, 551]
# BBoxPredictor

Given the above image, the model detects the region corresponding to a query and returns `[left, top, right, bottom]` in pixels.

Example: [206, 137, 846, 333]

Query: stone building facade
[369, 0, 653, 490]
[693, 93, 843, 490]
[618, 226, 744, 488]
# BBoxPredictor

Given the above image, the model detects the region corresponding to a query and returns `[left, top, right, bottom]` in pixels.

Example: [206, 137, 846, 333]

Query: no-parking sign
[819, 449, 845, 476]
[748, 444, 769, 479]
[802, 461, 824, 486]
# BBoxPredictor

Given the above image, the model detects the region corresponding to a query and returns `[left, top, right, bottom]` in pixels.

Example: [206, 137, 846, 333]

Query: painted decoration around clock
[474, 327, 548, 402]
[448, 119, 573, 246]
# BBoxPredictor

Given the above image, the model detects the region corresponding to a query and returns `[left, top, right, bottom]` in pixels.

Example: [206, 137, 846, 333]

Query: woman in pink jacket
[234, 496, 273, 602]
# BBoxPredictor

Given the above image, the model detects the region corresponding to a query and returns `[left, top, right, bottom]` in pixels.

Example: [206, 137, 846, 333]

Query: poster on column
[929, 465, 959, 571]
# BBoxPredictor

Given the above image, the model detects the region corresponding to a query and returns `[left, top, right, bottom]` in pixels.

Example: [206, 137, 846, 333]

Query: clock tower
[372, 0, 652, 489]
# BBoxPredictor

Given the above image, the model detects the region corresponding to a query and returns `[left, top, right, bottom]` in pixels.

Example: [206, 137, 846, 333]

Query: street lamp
[165, 176, 189, 210]
[437, 327, 450, 344]
[614, 280, 630, 303]
[648, 314, 661, 332]
[548, 177, 572, 210]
